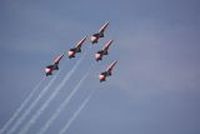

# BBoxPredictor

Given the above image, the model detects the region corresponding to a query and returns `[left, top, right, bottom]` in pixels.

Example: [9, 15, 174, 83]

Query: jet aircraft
[99, 60, 117, 82]
[95, 40, 113, 61]
[90, 22, 109, 44]
[45, 54, 64, 76]
[68, 36, 87, 58]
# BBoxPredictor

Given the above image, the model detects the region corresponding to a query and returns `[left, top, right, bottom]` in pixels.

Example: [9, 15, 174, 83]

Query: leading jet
[99, 60, 117, 82]
[90, 22, 109, 44]
[68, 36, 87, 58]
[45, 54, 64, 76]
[95, 40, 113, 61]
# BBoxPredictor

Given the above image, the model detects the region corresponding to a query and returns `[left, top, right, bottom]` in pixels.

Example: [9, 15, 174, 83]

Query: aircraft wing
[54, 54, 64, 64]
[46, 65, 54, 69]
[98, 22, 109, 33]
[75, 36, 87, 48]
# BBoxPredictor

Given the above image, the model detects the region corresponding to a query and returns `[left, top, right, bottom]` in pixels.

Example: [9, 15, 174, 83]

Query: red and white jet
[45, 54, 64, 76]
[99, 60, 117, 82]
[90, 22, 109, 44]
[68, 36, 87, 58]
[95, 40, 113, 61]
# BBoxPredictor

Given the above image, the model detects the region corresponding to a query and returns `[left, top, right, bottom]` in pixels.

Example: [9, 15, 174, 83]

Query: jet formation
[45, 22, 117, 82]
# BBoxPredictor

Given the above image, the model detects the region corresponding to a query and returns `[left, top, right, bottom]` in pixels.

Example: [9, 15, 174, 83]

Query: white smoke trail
[19, 54, 85, 134]
[37, 71, 90, 134]
[59, 91, 94, 134]
[0, 78, 45, 134]
[7, 71, 60, 134]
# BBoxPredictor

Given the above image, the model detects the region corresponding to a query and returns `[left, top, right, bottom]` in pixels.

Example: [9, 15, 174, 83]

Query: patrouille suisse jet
[68, 36, 87, 58]
[45, 54, 64, 76]
[90, 22, 109, 44]
[99, 60, 117, 82]
[95, 40, 113, 61]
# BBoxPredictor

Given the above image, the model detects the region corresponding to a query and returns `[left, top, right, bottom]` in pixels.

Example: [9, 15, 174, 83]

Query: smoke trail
[37, 71, 90, 134]
[59, 91, 94, 134]
[19, 54, 85, 134]
[7, 71, 60, 134]
[0, 78, 45, 134]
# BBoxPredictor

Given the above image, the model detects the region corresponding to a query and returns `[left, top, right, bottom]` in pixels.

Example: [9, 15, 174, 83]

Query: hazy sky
[0, 0, 200, 134]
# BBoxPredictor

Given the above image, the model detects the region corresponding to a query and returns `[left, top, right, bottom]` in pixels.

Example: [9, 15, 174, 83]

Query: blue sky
[0, 0, 200, 134]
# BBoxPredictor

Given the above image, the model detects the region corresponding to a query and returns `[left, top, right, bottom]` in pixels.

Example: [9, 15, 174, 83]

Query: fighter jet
[99, 60, 117, 82]
[45, 54, 64, 76]
[90, 22, 109, 44]
[95, 40, 113, 61]
[68, 36, 87, 58]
